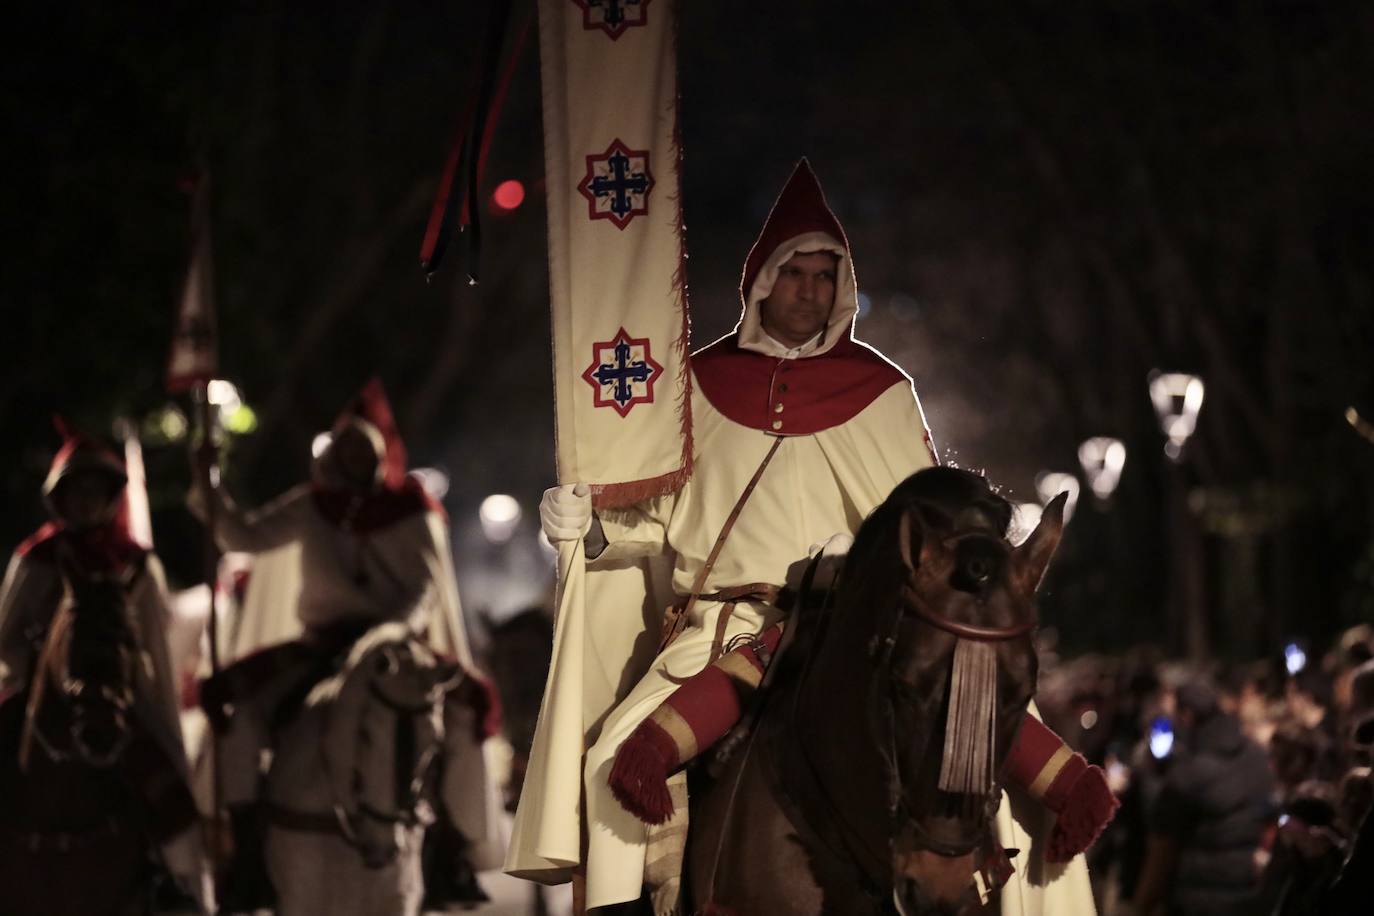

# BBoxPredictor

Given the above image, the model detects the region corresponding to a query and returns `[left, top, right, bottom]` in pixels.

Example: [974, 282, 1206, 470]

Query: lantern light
[410, 467, 451, 501]
[1078, 437, 1128, 501]
[479, 494, 522, 543]
[1149, 371, 1205, 461]
[1035, 472, 1081, 523]
[1010, 502, 1043, 546]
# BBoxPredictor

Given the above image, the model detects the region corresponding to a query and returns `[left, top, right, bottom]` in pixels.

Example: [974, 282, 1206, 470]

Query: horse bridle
[877, 513, 1036, 866]
[326, 637, 459, 856]
[777, 511, 1035, 912]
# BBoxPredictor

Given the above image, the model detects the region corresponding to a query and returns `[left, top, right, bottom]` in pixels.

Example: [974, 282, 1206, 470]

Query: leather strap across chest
[659, 437, 784, 653]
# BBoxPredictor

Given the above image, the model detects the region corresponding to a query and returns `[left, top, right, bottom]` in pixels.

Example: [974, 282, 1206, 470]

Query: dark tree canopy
[3, 1, 1371, 654]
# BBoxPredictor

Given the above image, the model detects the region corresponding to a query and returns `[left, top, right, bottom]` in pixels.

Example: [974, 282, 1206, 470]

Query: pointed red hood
[694, 161, 912, 435]
[313, 379, 443, 533]
[330, 378, 409, 490]
[735, 159, 859, 358]
[20, 417, 143, 572]
[42, 416, 127, 504]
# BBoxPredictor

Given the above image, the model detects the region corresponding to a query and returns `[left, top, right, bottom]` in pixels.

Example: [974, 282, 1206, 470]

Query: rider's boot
[420, 811, 490, 908]
[216, 803, 275, 913]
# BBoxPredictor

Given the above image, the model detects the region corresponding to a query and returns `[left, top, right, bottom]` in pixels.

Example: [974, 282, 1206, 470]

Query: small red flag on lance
[506, 0, 694, 885]
[165, 171, 226, 864]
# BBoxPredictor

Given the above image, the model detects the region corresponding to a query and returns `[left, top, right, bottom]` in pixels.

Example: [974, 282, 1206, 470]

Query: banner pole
[193, 384, 225, 880]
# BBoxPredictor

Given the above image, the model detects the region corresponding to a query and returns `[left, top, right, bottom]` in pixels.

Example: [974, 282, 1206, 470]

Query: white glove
[807, 533, 854, 589]
[539, 483, 593, 542]
[807, 532, 854, 560]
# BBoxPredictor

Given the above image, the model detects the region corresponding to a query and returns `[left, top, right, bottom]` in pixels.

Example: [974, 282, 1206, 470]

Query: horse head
[320, 624, 461, 869]
[838, 468, 1066, 913]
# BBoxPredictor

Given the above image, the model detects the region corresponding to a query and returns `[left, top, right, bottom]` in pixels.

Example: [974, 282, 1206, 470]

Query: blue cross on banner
[581, 327, 664, 416]
[572, 0, 650, 40]
[578, 139, 655, 229]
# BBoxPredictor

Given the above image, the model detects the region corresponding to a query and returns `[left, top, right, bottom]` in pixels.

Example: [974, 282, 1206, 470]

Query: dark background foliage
[2, 1, 1370, 655]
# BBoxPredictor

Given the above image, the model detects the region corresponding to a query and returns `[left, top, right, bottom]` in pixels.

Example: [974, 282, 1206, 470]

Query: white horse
[260, 622, 470, 916]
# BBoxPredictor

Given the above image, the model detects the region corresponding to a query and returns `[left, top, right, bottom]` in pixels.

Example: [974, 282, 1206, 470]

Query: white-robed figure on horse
[510, 161, 1107, 914]
[0, 419, 208, 915]
[510, 160, 936, 906]
[189, 379, 501, 913]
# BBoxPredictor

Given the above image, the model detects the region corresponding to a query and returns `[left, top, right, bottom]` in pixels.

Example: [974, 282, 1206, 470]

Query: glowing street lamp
[479, 494, 522, 544]
[1347, 406, 1374, 446]
[1010, 502, 1044, 546]
[1035, 472, 1080, 523]
[410, 467, 451, 501]
[1078, 437, 1127, 501]
[1149, 371, 1205, 461]
[206, 378, 241, 411]
[311, 432, 333, 458]
[205, 378, 257, 434]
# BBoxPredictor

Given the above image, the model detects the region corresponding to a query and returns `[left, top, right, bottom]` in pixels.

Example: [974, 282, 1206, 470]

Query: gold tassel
[938, 638, 997, 795]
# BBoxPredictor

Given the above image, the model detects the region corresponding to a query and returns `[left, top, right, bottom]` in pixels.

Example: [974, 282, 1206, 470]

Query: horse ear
[895, 505, 950, 576]
[1012, 492, 1068, 595]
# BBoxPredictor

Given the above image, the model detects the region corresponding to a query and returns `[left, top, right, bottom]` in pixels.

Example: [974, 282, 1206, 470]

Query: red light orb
[491, 179, 526, 211]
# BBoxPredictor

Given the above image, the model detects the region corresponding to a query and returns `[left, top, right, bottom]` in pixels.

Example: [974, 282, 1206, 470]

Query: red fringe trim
[591, 463, 692, 510]
[608, 723, 679, 825]
[1047, 764, 1120, 863]
[667, 0, 694, 503]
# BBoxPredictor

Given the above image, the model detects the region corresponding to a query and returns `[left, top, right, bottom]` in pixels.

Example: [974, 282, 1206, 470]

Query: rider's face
[331, 427, 381, 490]
[760, 250, 838, 347]
[56, 472, 119, 529]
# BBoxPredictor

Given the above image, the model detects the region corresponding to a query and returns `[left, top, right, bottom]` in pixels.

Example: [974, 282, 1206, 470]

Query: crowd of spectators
[1036, 624, 1374, 915]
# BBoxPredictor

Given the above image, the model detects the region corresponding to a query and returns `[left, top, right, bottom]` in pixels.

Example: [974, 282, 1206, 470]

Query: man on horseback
[509, 160, 940, 911]
[0, 420, 207, 913]
[189, 379, 499, 911]
[513, 161, 1107, 914]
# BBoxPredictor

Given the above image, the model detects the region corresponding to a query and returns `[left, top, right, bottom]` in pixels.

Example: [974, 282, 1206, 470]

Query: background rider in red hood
[0, 420, 206, 909]
[188, 379, 497, 910]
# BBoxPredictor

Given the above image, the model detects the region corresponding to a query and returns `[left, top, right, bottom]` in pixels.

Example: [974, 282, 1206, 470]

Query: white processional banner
[542, 0, 691, 507]
[507, 0, 689, 880]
